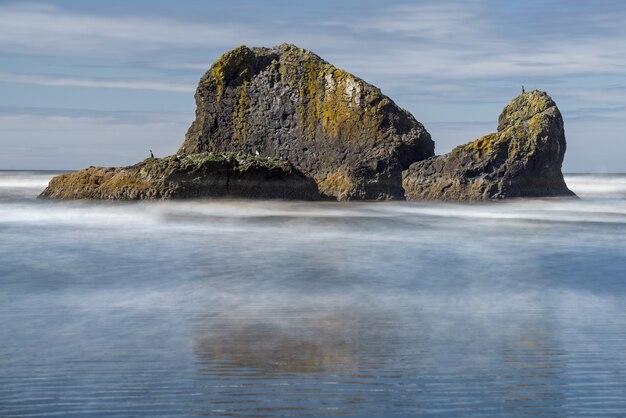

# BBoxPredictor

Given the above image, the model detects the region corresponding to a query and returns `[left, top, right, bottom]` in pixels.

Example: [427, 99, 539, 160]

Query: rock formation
[402, 90, 575, 200]
[40, 43, 576, 202]
[39, 153, 320, 200]
[179, 43, 434, 200]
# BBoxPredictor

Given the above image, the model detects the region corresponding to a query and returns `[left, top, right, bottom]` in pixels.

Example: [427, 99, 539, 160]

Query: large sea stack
[179, 44, 434, 200]
[40, 44, 575, 202]
[402, 90, 575, 200]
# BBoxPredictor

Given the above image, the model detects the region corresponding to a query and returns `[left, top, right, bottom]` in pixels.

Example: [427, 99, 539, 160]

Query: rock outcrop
[402, 90, 575, 200]
[39, 153, 321, 200]
[39, 43, 575, 202]
[179, 43, 434, 200]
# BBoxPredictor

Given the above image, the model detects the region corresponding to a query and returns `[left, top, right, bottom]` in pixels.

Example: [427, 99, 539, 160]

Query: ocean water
[1, 171, 625, 417]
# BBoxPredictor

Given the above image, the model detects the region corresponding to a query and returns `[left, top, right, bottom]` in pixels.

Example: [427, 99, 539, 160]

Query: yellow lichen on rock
[317, 171, 353, 199]
[275, 44, 385, 145]
[232, 81, 250, 143]
[462, 133, 498, 156]
[208, 45, 254, 101]
[452, 90, 560, 163]
[99, 172, 151, 193]
[318, 69, 381, 143]
[497, 90, 556, 131]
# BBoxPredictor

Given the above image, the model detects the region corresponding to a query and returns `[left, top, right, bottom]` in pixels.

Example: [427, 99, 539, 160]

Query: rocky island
[402, 90, 575, 200]
[40, 44, 574, 201]
[39, 152, 320, 200]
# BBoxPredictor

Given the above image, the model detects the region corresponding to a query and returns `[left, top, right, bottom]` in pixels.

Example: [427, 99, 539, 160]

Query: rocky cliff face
[179, 44, 434, 200]
[39, 153, 321, 200]
[402, 90, 575, 200]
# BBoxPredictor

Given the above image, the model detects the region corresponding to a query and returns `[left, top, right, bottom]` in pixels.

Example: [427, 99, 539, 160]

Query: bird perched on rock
[522, 85, 525, 94]
[150, 150, 154, 158]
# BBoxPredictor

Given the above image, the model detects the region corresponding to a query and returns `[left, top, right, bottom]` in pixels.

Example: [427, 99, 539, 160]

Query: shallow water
[1, 171, 625, 417]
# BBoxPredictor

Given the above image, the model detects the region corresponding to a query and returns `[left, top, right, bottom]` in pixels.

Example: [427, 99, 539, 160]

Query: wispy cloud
[327, 2, 484, 39]
[0, 3, 251, 58]
[325, 2, 626, 81]
[4, 1, 626, 82]
[0, 72, 194, 92]
[1, 1, 626, 170]
[0, 110, 190, 169]
[0, 106, 191, 125]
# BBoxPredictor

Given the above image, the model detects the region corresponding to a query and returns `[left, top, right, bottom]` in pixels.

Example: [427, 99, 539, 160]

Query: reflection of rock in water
[194, 311, 381, 374]
[497, 327, 567, 412]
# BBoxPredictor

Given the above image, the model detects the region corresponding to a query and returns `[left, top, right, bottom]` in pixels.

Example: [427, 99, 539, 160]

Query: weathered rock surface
[39, 153, 321, 200]
[179, 43, 434, 200]
[402, 90, 575, 200]
[39, 43, 575, 203]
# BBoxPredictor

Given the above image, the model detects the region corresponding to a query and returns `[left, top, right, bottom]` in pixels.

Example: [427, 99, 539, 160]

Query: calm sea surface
[1, 171, 625, 417]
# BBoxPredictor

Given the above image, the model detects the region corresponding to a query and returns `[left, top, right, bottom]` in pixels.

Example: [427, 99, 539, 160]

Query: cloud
[313, 1, 626, 85]
[0, 110, 190, 169]
[0, 72, 194, 92]
[0, 106, 191, 125]
[0, 3, 250, 58]
[325, 2, 483, 39]
[4, 1, 626, 82]
[1, 1, 626, 171]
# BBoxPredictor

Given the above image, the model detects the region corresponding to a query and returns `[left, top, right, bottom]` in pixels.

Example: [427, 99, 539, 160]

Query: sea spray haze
[1, 171, 626, 416]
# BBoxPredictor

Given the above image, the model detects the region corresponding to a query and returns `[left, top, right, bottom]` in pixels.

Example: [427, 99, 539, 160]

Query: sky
[0, 0, 625, 171]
